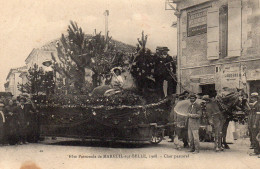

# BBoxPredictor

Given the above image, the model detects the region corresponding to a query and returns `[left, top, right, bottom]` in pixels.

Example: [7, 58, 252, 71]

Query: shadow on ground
[43, 139, 156, 148]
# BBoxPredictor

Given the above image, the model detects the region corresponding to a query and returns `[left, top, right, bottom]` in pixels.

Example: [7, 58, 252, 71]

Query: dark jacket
[249, 101, 260, 129]
[252, 101, 260, 129]
[154, 54, 175, 77]
[14, 104, 31, 127]
[187, 102, 202, 130]
[3, 105, 16, 121]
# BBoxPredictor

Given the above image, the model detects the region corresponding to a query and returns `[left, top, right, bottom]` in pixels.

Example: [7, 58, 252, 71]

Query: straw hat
[111, 67, 122, 74]
[42, 59, 52, 66]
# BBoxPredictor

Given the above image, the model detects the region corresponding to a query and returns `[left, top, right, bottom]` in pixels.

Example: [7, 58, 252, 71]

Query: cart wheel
[150, 135, 163, 144]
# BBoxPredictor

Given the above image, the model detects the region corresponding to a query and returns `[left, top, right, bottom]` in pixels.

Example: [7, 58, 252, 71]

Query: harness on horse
[215, 93, 240, 119]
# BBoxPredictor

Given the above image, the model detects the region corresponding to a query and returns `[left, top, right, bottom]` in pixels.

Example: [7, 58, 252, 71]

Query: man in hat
[248, 92, 260, 156]
[14, 97, 30, 144]
[187, 94, 202, 153]
[154, 47, 176, 98]
[3, 99, 18, 145]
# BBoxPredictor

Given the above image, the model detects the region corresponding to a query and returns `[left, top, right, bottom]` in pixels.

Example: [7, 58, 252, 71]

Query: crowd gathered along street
[0, 92, 260, 169]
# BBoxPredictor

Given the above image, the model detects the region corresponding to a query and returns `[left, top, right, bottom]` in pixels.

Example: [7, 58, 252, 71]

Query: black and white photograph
[0, 0, 260, 169]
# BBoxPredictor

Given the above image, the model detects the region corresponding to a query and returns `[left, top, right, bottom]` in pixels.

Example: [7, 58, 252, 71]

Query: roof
[25, 48, 38, 64]
[25, 34, 135, 66]
[19, 71, 28, 78]
[6, 66, 27, 80]
[0, 92, 13, 97]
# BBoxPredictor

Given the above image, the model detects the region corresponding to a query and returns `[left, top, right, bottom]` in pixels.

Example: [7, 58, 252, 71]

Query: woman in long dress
[110, 67, 124, 89]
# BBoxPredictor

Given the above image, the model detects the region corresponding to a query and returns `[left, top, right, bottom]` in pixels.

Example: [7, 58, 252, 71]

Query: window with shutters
[219, 5, 228, 58]
[207, 7, 219, 60]
[228, 0, 242, 57]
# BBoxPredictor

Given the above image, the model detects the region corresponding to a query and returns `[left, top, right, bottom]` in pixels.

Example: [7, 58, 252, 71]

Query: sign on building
[221, 65, 240, 88]
[187, 8, 207, 37]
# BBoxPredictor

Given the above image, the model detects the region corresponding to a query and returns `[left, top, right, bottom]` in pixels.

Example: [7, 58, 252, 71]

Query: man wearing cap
[248, 93, 257, 149]
[187, 94, 202, 153]
[154, 47, 176, 98]
[249, 92, 260, 156]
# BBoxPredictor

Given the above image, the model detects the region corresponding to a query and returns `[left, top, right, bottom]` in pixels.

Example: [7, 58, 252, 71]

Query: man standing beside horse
[249, 92, 260, 157]
[187, 94, 202, 154]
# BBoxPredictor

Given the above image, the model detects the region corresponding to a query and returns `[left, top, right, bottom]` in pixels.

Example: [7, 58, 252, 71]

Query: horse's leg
[217, 120, 224, 151]
[213, 124, 219, 151]
[213, 122, 221, 152]
[222, 119, 230, 149]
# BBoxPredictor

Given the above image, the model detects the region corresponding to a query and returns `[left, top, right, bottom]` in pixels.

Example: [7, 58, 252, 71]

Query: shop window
[219, 5, 228, 58]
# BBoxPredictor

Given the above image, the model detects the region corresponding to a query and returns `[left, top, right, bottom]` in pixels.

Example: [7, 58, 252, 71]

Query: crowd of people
[168, 91, 260, 157]
[0, 87, 260, 158]
[0, 94, 40, 146]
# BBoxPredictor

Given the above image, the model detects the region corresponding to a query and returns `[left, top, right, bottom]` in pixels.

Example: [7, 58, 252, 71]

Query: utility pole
[104, 10, 109, 40]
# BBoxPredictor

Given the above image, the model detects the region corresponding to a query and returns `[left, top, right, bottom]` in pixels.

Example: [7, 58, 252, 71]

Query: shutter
[207, 7, 219, 60]
[228, 0, 242, 57]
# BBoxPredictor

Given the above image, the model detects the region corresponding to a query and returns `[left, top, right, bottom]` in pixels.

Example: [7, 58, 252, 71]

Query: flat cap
[189, 93, 197, 98]
[202, 95, 210, 100]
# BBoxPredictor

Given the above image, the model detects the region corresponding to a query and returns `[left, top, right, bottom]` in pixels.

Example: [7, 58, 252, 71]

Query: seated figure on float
[104, 67, 124, 96]
[91, 67, 125, 97]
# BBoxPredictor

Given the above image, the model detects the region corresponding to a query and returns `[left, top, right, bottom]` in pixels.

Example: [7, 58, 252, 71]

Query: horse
[171, 91, 246, 152]
[203, 91, 247, 151]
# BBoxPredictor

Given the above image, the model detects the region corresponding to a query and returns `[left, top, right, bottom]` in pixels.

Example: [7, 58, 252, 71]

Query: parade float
[26, 22, 175, 144]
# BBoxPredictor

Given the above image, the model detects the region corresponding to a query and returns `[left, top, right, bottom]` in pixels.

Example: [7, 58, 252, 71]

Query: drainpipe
[175, 11, 181, 94]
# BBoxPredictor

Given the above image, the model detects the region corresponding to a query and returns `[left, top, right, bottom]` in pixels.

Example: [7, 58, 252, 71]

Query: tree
[18, 64, 45, 95]
[130, 31, 155, 92]
[52, 21, 129, 93]
[51, 21, 90, 94]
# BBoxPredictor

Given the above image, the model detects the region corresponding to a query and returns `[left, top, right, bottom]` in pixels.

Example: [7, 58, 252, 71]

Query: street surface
[0, 137, 259, 169]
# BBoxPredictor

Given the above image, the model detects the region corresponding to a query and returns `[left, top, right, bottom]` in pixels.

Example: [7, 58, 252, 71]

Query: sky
[0, 0, 177, 91]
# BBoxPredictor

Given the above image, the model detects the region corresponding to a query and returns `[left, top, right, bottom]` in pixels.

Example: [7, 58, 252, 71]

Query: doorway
[249, 80, 260, 95]
[200, 84, 216, 98]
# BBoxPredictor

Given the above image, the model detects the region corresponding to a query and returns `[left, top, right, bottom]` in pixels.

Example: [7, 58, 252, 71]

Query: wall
[176, 0, 260, 93]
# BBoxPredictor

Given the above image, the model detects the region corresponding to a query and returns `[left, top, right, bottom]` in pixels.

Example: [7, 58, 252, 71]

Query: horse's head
[224, 91, 249, 121]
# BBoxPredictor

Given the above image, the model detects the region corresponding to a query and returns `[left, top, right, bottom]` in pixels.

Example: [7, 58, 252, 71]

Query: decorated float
[25, 23, 175, 144]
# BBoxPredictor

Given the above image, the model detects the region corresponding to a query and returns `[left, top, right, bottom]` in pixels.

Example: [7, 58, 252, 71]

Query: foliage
[33, 88, 145, 107]
[129, 32, 156, 93]
[18, 64, 46, 95]
[52, 21, 133, 94]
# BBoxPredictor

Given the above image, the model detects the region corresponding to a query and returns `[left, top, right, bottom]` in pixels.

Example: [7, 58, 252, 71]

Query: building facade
[4, 66, 27, 98]
[173, 0, 260, 96]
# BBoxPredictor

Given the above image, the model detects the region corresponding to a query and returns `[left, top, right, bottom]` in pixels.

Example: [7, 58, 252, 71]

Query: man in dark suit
[187, 94, 202, 154]
[14, 97, 30, 144]
[154, 47, 176, 98]
[26, 100, 39, 143]
[249, 92, 260, 157]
